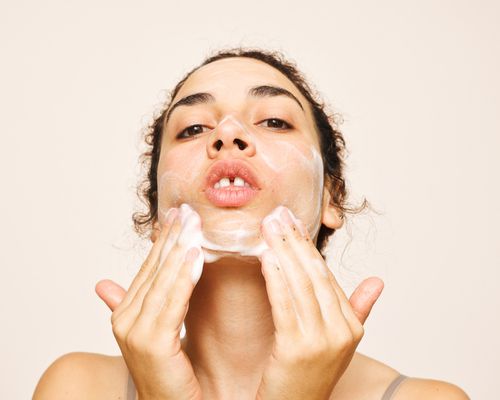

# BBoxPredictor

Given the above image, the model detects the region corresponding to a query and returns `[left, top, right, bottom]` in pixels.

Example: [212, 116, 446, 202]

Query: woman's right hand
[95, 207, 204, 400]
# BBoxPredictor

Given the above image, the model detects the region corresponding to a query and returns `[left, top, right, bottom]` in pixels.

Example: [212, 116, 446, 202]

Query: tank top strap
[127, 372, 136, 400]
[381, 374, 408, 400]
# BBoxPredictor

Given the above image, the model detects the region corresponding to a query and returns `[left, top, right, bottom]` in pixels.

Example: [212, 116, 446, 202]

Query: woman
[33, 48, 469, 399]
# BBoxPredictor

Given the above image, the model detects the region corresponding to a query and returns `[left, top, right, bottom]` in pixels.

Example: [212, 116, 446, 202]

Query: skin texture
[33, 57, 470, 400]
[155, 60, 326, 262]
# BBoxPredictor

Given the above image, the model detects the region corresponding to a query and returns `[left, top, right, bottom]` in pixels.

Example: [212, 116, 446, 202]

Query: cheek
[156, 144, 205, 222]
[256, 137, 324, 233]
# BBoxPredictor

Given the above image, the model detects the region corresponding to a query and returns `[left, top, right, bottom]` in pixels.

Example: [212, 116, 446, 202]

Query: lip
[203, 159, 261, 207]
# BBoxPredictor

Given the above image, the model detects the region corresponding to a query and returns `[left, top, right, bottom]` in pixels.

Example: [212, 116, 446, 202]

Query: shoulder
[334, 353, 469, 400]
[393, 377, 470, 400]
[33, 352, 128, 400]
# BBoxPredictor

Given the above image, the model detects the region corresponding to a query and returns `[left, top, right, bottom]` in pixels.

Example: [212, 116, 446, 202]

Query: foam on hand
[173, 203, 309, 265]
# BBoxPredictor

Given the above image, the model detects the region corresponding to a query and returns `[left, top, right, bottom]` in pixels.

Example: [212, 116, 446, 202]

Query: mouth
[203, 159, 261, 207]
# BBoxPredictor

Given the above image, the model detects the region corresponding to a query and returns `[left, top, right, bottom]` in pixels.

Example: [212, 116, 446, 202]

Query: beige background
[1, 1, 498, 398]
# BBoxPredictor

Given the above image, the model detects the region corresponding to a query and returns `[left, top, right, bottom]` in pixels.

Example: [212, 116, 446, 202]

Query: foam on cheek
[156, 116, 325, 264]
[169, 204, 300, 268]
[157, 145, 206, 213]
[257, 138, 324, 237]
[165, 204, 269, 270]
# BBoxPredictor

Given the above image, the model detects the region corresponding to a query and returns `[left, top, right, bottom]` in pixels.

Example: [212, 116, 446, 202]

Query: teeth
[213, 176, 250, 189]
[233, 177, 245, 187]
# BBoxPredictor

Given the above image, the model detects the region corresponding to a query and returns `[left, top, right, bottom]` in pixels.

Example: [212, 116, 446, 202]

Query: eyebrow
[165, 84, 305, 123]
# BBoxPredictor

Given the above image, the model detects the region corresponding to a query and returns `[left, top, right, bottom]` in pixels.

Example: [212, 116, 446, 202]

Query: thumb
[349, 277, 384, 325]
[95, 279, 127, 312]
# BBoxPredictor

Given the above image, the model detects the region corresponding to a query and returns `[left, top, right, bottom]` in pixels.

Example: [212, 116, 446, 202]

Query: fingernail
[279, 207, 294, 227]
[267, 219, 283, 235]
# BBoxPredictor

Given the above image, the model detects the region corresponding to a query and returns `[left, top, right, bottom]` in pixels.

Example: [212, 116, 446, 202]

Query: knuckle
[278, 298, 294, 314]
[112, 324, 126, 340]
[110, 311, 120, 326]
[164, 293, 184, 312]
[298, 278, 315, 296]
[111, 317, 126, 339]
[353, 323, 365, 341]
[142, 293, 161, 314]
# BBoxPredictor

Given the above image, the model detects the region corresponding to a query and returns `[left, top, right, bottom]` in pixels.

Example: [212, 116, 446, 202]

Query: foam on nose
[216, 114, 255, 139]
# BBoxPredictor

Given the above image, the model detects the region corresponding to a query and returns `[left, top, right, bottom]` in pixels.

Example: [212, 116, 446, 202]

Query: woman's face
[157, 57, 326, 261]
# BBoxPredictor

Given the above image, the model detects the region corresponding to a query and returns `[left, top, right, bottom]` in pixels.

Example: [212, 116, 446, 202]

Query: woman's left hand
[256, 207, 384, 400]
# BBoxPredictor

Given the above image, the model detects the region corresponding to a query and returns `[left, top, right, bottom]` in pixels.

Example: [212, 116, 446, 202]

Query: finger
[278, 209, 350, 333]
[349, 277, 384, 324]
[262, 211, 323, 332]
[155, 246, 204, 332]
[95, 279, 127, 311]
[260, 249, 299, 334]
[128, 208, 179, 298]
[134, 211, 200, 328]
[292, 216, 370, 329]
[112, 211, 183, 328]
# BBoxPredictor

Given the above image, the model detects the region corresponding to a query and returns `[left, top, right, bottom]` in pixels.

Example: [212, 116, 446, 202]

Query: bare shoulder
[332, 353, 469, 400]
[393, 377, 470, 400]
[33, 352, 128, 400]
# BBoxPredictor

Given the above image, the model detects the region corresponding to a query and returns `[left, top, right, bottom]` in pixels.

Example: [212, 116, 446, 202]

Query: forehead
[173, 57, 309, 108]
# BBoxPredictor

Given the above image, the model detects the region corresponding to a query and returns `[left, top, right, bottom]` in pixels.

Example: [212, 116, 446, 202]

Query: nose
[206, 116, 256, 159]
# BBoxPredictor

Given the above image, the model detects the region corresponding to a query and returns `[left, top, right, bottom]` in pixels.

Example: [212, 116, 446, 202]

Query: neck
[182, 256, 274, 397]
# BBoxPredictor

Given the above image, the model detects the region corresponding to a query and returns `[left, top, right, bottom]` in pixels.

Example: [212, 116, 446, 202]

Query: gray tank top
[126, 373, 408, 400]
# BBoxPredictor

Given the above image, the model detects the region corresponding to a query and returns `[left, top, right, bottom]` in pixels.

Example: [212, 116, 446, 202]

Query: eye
[177, 124, 210, 139]
[259, 118, 293, 131]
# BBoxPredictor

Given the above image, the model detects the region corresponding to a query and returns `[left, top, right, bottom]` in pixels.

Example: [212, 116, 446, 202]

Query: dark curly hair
[132, 47, 367, 256]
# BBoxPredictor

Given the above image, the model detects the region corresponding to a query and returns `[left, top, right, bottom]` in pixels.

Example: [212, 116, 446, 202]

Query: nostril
[234, 138, 247, 151]
[212, 138, 248, 152]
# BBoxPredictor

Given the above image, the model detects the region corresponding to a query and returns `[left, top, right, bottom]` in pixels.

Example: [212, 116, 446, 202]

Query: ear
[321, 183, 344, 230]
[150, 219, 161, 243]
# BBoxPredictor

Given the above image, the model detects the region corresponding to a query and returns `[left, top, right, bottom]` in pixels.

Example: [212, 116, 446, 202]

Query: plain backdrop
[1, 1, 498, 398]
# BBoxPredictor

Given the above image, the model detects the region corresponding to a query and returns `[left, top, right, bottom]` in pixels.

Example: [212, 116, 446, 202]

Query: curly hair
[132, 47, 367, 256]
